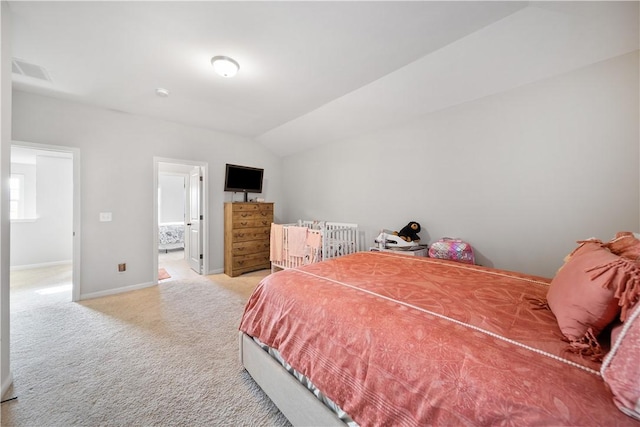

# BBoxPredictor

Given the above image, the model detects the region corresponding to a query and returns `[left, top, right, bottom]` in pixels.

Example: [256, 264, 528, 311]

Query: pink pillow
[601, 303, 640, 421]
[605, 231, 640, 264]
[610, 321, 623, 347]
[559, 239, 602, 269]
[547, 242, 632, 342]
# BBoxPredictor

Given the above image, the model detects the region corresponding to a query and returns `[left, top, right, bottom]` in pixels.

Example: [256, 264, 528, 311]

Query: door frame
[11, 140, 81, 302]
[153, 157, 208, 281]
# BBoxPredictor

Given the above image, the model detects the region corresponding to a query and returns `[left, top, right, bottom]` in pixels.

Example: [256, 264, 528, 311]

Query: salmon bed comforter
[239, 251, 636, 426]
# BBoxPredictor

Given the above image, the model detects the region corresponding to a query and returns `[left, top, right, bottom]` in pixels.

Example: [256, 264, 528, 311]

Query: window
[9, 173, 25, 220]
[9, 166, 36, 221]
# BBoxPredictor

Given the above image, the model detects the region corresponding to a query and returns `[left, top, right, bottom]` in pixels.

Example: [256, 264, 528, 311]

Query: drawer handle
[240, 222, 248, 226]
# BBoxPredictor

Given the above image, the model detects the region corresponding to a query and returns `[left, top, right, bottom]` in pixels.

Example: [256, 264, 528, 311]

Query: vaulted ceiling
[9, 1, 639, 157]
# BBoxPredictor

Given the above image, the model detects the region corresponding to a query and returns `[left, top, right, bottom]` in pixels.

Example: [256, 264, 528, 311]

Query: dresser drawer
[232, 212, 272, 227]
[232, 203, 273, 213]
[232, 240, 270, 255]
[232, 226, 270, 243]
[232, 252, 270, 270]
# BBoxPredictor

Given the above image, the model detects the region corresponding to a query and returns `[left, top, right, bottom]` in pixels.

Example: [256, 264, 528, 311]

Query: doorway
[154, 158, 208, 282]
[9, 142, 80, 308]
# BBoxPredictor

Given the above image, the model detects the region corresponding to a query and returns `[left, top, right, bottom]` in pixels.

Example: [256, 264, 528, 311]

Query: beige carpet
[1, 269, 290, 426]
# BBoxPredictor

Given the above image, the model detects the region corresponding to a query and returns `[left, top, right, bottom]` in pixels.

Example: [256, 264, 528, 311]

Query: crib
[270, 220, 359, 272]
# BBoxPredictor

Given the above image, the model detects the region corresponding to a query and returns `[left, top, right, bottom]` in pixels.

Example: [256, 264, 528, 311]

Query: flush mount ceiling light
[155, 88, 170, 97]
[211, 55, 240, 78]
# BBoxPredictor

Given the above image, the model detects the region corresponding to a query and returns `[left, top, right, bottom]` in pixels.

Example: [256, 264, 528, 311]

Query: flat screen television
[224, 164, 264, 202]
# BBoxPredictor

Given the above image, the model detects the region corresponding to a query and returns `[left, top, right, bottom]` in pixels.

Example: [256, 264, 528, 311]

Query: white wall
[281, 51, 640, 278]
[0, 0, 12, 397]
[10, 155, 73, 267]
[158, 174, 185, 224]
[11, 91, 283, 298]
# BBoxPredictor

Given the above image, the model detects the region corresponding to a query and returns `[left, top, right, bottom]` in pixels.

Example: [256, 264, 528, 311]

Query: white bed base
[271, 221, 359, 272]
[239, 332, 345, 426]
[158, 222, 185, 252]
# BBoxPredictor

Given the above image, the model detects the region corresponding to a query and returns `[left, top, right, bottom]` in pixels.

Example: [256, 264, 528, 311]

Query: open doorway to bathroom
[10, 142, 79, 311]
[154, 158, 208, 283]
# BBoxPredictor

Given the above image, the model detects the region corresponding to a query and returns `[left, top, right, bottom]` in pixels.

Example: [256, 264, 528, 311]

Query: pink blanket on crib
[306, 229, 321, 251]
[269, 223, 283, 262]
[287, 226, 307, 257]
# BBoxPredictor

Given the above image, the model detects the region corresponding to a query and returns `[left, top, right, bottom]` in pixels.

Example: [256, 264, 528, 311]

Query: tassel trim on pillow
[564, 328, 605, 362]
[586, 258, 640, 322]
[526, 296, 550, 310]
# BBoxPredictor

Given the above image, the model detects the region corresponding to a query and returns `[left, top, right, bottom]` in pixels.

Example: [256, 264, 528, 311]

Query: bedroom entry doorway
[154, 158, 208, 282]
[9, 141, 80, 306]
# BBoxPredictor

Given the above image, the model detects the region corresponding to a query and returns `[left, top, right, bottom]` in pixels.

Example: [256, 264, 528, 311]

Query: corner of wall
[1, 0, 14, 396]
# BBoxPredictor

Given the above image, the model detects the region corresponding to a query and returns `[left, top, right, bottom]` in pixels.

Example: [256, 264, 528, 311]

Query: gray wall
[11, 91, 283, 298]
[281, 51, 640, 278]
[8, 52, 640, 285]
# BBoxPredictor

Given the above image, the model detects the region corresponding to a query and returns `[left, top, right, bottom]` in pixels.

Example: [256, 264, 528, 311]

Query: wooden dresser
[224, 202, 273, 277]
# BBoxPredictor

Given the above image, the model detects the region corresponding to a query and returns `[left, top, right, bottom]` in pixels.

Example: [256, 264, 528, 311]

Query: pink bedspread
[239, 252, 638, 426]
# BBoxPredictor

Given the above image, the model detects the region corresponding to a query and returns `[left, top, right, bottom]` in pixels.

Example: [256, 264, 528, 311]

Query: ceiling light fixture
[155, 88, 170, 97]
[211, 55, 240, 78]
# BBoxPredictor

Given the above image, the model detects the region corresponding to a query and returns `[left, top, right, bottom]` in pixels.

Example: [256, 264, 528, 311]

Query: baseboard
[207, 267, 224, 275]
[10, 260, 72, 271]
[79, 281, 155, 301]
[1, 371, 14, 399]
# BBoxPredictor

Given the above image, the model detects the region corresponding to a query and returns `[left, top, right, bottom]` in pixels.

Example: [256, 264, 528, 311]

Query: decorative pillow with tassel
[605, 231, 640, 264]
[547, 241, 640, 357]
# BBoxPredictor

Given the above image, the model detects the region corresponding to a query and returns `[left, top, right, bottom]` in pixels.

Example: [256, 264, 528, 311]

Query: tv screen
[224, 164, 264, 193]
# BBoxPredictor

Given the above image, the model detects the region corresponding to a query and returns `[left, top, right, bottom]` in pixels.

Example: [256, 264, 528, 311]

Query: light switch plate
[99, 212, 112, 222]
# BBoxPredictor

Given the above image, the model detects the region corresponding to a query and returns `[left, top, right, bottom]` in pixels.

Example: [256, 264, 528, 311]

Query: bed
[270, 221, 359, 272]
[158, 222, 184, 252]
[239, 247, 640, 426]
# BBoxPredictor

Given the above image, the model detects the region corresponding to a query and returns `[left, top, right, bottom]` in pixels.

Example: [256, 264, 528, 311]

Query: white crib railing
[271, 220, 359, 272]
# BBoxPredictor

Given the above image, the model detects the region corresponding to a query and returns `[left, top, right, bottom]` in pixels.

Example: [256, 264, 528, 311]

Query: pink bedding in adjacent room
[239, 251, 638, 426]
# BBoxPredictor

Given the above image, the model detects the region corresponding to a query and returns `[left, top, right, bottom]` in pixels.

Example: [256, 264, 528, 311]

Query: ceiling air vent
[12, 58, 52, 82]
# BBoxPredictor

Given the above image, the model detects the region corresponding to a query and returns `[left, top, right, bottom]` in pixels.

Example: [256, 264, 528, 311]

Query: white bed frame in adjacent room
[158, 222, 185, 252]
[239, 332, 345, 427]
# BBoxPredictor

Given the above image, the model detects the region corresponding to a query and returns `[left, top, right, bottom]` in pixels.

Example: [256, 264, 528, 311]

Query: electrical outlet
[118, 263, 126, 272]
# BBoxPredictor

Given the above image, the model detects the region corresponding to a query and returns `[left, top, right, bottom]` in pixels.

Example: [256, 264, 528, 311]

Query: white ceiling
[9, 1, 639, 157]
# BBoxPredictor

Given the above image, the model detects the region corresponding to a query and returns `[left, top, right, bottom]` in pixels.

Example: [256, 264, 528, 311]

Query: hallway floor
[10, 263, 72, 312]
[9, 250, 197, 313]
[158, 249, 201, 282]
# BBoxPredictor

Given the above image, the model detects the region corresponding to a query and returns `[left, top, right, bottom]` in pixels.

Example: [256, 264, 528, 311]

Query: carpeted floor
[1, 269, 290, 426]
